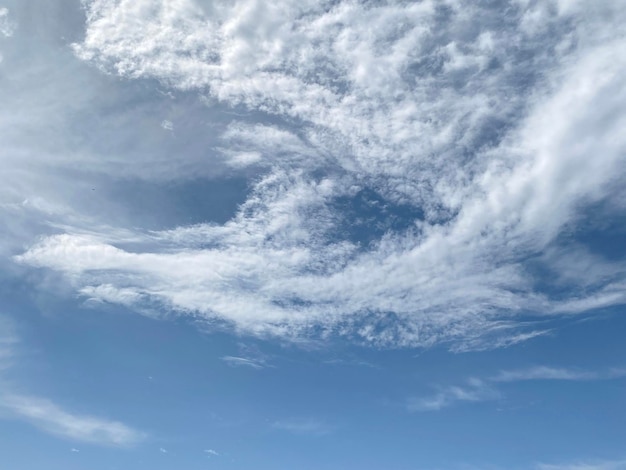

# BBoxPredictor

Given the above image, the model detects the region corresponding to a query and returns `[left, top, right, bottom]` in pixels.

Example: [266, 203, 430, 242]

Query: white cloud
[160, 447, 168, 453]
[408, 378, 499, 412]
[0, 8, 16, 37]
[410, 365, 626, 411]
[221, 355, 267, 370]
[204, 449, 219, 456]
[491, 366, 626, 382]
[323, 358, 379, 369]
[0, 394, 145, 447]
[10, 0, 626, 349]
[0, 6, 16, 67]
[226, 151, 261, 168]
[160, 119, 173, 131]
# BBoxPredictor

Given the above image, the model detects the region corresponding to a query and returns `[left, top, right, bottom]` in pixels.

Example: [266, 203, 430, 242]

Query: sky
[0, 0, 625, 468]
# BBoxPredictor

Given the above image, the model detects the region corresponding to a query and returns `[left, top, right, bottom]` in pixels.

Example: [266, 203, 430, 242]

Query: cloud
[0, 315, 145, 447]
[221, 355, 267, 370]
[537, 460, 626, 470]
[160, 119, 173, 131]
[159, 447, 168, 453]
[0, 394, 146, 447]
[204, 449, 219, 456]
[409, 365, 626, 411]
[491, 366, 626, 383]
[8, 0, 626, 349]
[0, 7, 16, 37]
[323, 358, 379, 369]
[408, 378, 499, 412]
[70, 448, 80, 453]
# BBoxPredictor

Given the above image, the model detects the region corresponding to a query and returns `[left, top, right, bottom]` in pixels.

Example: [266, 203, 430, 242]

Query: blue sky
[0, 0, 625, 468]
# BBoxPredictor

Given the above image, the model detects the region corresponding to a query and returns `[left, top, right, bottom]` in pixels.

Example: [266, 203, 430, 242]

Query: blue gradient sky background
[0, 1, 625, 469]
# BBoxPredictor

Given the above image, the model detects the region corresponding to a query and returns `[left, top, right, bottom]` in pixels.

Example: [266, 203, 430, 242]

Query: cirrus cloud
[13, 0, 626, 349]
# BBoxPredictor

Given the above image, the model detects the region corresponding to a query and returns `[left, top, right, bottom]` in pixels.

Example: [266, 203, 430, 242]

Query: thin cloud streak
[537, 459, 626, 470]
[221, 355, 268, 370]
[409, 365, 626, 412]
[491, 366, 626, 383]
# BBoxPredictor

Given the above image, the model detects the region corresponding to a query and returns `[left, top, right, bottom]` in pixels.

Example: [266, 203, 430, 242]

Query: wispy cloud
[0, 7, 16, 38]
[537, 459, 626, 470]
[0, 316, 145, 447]
[0, 394, 145, 447]
[221, 343, 273, 369]
[8, 0, 626, 350]
[409, 365, 626, 412]
[491, 366, 626, 383]
[408, 379, 499, 412]
[323, 358, 379, 369]
[204, 449, 219, 456]
[221, 356, 268, 370]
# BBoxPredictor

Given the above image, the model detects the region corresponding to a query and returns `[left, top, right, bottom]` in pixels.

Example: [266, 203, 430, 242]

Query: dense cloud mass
[11, 0, 626, 349]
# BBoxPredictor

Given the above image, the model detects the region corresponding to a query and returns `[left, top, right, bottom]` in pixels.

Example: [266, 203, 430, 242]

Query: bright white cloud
[11, 0, 626, 349]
